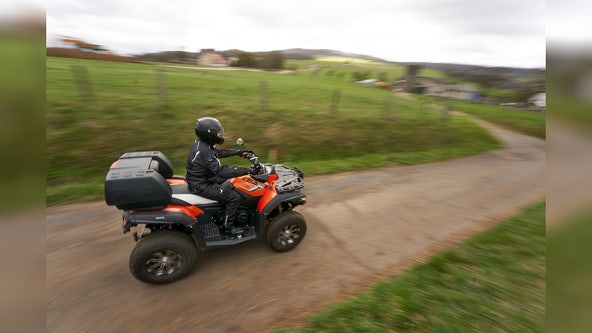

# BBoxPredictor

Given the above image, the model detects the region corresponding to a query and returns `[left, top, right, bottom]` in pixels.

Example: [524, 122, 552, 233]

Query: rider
[186, 117, 257, 236]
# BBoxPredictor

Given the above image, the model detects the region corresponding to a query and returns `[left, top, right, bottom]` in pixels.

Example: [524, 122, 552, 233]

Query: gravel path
[46, 115, 545, 333]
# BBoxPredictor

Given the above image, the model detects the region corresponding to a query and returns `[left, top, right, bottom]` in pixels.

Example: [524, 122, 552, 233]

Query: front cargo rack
[273, 164, 304, 193]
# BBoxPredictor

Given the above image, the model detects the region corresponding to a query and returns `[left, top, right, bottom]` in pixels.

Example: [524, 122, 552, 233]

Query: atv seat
[170, 183, 219, 206]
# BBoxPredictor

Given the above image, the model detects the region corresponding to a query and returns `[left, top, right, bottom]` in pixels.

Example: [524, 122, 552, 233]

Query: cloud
[46, 0, 546, 67]
[406, 0, 544, 36]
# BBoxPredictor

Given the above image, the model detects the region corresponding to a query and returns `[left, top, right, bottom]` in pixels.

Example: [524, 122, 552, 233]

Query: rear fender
[123, 204, 202, 233]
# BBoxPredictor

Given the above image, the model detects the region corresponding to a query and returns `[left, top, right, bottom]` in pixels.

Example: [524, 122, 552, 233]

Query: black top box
[117, 151, 174, 178]
[104, 151, 174, 210]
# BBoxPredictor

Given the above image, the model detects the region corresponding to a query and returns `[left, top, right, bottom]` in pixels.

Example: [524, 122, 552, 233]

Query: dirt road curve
[47, 116, 545, 333]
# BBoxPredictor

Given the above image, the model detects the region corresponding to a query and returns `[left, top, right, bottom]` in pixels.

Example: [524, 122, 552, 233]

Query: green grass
[479, 85, 517, 103]
[274, 201, 546, 333]
[314, 56, 379, 64]
[548, 207, 592, 333]
[47, 56, 501, 205]
[284, 58, 409, 82]
[416, 95, 546, 139]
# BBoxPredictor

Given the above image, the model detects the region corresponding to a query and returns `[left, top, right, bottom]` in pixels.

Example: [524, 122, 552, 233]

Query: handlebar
[238, 139, 262, 171]
[244, 153, 260, 165]
[245, 152, 264, 175]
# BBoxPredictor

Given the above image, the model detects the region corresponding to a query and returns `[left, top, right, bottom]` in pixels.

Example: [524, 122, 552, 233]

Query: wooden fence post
[70, 65, 94, 100]
[260, 81, 268, 113]
[383, 95, 395, 121]
[330, 89, 341, 114]
[441, 103, 451, 120]
[155, 69, 167, 106]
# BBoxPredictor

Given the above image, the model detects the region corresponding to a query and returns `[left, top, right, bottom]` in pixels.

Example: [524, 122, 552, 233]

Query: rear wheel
[266, 211, 307, 252]
[129, 231, 197, 284]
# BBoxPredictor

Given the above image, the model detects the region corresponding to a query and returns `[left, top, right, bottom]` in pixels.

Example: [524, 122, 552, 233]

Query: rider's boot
[221, 215, 244, 237]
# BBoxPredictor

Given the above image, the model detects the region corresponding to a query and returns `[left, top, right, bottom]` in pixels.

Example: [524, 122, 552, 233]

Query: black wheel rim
[145, 250, 184, 276]
[276, 224, 301, 246]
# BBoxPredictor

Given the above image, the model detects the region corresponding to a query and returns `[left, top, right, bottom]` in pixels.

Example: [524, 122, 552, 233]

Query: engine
[235, 210, 251, 227]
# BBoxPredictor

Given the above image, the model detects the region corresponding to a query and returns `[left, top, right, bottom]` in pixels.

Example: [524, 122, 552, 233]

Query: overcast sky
[46, 0, 547, 68]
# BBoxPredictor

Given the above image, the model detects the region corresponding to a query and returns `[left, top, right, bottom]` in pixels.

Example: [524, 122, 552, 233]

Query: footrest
[201, 222, 221, 239]
[203, 227, 256, 249]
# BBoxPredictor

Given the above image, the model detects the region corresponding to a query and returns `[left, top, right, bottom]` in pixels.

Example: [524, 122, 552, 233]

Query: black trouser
[190, 183, 241, 224]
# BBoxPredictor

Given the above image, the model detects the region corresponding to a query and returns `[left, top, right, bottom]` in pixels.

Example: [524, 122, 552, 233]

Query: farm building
[354, 79, 377, 86]
[425, 83, 481, 102]
[401, 77, 481, 101]
[528, 92, 546, 108]
[198, 52, 229, 66]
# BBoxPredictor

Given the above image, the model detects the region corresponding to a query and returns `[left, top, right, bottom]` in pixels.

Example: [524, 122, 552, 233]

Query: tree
[260, 51, 284, 70]
[352, 71, 371, 81]
[237, 51, 257, 68]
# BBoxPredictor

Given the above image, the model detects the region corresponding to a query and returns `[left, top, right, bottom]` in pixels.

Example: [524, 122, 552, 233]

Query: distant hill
[399, 62, 546, 90]
[132, 48, 389, 64]
[280, 48, 388, 62]
[278, 49, 545, 90]
[48, 46, 545, 93]
[394, 61, 545, 73]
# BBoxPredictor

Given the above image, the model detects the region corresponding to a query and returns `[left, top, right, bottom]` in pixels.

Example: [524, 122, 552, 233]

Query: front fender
[256, 191, 306, 237]
[260, 191, 306, 217]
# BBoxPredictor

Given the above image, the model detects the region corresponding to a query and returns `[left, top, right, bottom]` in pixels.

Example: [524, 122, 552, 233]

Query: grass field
[449, 100, 546, 139]
[548, 207, 592, 333]
[285, 58, 443, 82]
[46, 56, 501, 205]
[274, 201, 546, 333]
[415, 95, 546, 139]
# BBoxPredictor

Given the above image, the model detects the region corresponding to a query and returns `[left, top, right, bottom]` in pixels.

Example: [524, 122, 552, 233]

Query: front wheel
[266, 211, 307, 252]
[129, 231, 197, 284]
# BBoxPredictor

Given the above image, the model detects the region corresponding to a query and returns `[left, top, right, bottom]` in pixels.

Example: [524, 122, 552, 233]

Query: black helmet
[195, 117, 225, 144]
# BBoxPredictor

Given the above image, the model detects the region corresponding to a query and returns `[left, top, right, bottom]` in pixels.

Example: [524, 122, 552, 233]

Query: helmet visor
[216, 127, 225, 140]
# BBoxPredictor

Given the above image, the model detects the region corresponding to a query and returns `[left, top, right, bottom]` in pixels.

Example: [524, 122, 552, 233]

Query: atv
[105, 139, 307, 284]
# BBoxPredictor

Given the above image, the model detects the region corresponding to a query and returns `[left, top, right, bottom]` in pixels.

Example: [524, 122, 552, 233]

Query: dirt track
[46, 116, 545, 333]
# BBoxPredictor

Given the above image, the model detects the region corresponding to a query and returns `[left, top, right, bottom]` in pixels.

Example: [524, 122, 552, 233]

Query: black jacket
[185, 139, 250, 189]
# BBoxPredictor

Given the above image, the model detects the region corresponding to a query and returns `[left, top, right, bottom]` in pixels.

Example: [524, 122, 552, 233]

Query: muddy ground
[47, 117, 544, 332]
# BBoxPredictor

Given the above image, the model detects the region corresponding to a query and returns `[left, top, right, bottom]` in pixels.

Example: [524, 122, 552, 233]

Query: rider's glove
[239, 150, 254, 158]
[249, 165, 262, 175]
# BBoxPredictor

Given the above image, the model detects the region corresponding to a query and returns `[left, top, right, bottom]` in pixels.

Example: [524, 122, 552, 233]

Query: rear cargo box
[104, 151, 174, 209]
[116, 151, 174, 178]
